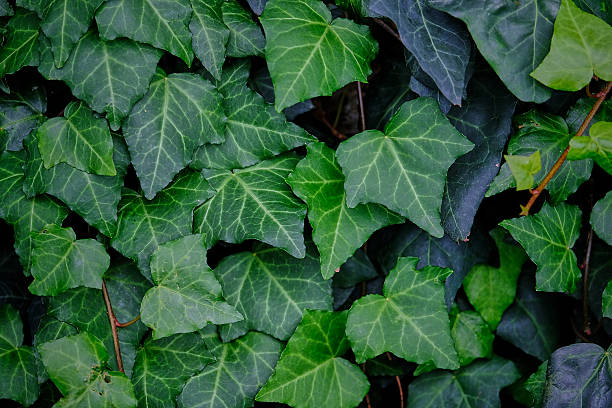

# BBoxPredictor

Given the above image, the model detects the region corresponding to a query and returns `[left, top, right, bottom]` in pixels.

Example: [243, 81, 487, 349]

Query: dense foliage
[1, 0, 612, 407]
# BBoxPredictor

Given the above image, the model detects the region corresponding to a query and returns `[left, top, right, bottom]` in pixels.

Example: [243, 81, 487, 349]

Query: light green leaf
[463, 228, 528, 329]
[603, 280, 612, 319]
[260, 0, 378, 111]
[194, 154, 307, 258]
[287, 142, 402, 278]
[568, 121, 612, 175]
[592, 190, 612, 246]
[506, 151, 542, 191]
[189, 0, 229, 80]
[215, 243, 332, 342]
[336, 98, 473, 237]
[141, 234, 243, 339]
[0, 304, 39, 406]
[37, 101, 115, 176]
[532, 0, 612, 91]
[0, 84, 46, 151]
[96, 0, 194, 65]
[38, 31, 162, 130]
[256, 310, 369, 408]
[223, 0, 265, 57]
[500, 203, 581, 293]
[0, 8, 40, 77]
[179, 330, 282, 408]
[450, 309, 494, 367]
[346, 257, 458, 368]
[132, 333, 215, 408]
[124, 68, 225, 199]
[29, 224, 110, 295]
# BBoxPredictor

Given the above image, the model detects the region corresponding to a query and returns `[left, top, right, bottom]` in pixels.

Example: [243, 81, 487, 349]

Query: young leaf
[140, 234, 243, 339]
[500, 202, 581, 293]
[603, 280, 612, 319]
[336, 98, 474, 238]
[256, 310, 369, 408]
[96, 0, 194, 65]
[124, 68, 225, 199]
[189, 0, 229, 80]
[215, 243, 333, 342]
[450, 309, 494, 367]
[287, 142, 403, 278]
[260, 0, 378, 111]
[194, 154, 307, 258]
[568, 121, 612, 175]
[346, 257, 459, 368]
[532, 0, 612, 91]
[505, 151, 542, 191]
[0, 85, 46, 151]
[222, 0, 265, 57]
[592, 190, 612, 246]
[0, 9, 40, 77]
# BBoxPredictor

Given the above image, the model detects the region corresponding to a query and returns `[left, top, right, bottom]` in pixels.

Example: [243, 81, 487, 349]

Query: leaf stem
[520, 81, 612, 216]
[115, 314, 141, 328]
[357, 82, 366, 132]
[581, 228, 593, 335]
[374, 18, 402, 43]
[386, 352, 404, 408]
[101, 280, 125, 373]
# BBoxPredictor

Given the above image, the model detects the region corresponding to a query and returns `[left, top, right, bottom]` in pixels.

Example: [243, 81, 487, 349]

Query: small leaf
[568, 121, 612, 175]
[223, 0, 265, 57]
[532, 0, 612, 91]
[506, 151, 542, 191]
[450, 309, 494, 367]
[603, 280, 612, 319]
[256, 310, 369, 408]
[0, 8, 40, 77]
[591, 190, 612, 246]
[189, 0, 229, 80]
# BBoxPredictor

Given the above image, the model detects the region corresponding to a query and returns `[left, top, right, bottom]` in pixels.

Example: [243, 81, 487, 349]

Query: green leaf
[0, 304, 39, 406]
[336, 97, 473, 237]
[131, 333, 214, 408]
[287, 142, 402, 278]
[575, 0, 612, 23]
[542, 343, 612, 407]
[256, 310, 369, 408]
[514, 361, 547, 408]
[0, 0, 13, 16]
[0, 85, 46, 151]
[430, 0, 557, 102]
[506, 151, 542, 191]
[140, 234, 243, 339]
[124, 68, 225, 199]
[260, 0, 378, 111]
[189, 0, 229, 80]
[566, 98, 612, 136]
[215, 243, 333, 341]
[463, 228, 528, 329]
[0, 8, 40, 77]
[592, 190, 612, 246]
[500, 202, 581, 293]
[568, 121, 612, 175]
[194, 154, 307, 258]
[37, 101, 116, 176]
[38, 31, 162, 130]
[96, 0, 194, 65]
[407, 356, 521, 407]
[222, 0, 265, 57]
[603, 280, 612, 319]
[333, 248, 378, 288]
[346, 257, 458, 368]
[532, 0, 612, 91]
[450, 309, 494, 367]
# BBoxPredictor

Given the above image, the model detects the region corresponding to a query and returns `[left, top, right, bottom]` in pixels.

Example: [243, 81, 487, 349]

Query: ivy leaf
[223, 0, 265, 57]
[0, 8, 40, 77]
[450, 309, 494, 367]
[131, 333, 214, 408]
[566, 98, 612, 136]
[246, 0, 266, 15]
[603, 279, 612, 319]
[189, 0, 229, 80]
[0, 85, 46, 151]
[215, 243, 332, 342]
[542, 343, 612, 407]
[0, 0, 13, 16]
[429, 0, 557, 103]
[506, 151, 542, 191]
[407, 356, 521, 407]
[592, 190, 612, 246]
[463, 228, 528, 329]
[96, 0, 194, 65]
[346, 257, 459, 368]
[500, 203, 581, 293]
[38, 31, 162, 130]
[260, 0, 378, 112]
[568, 121, 612, 175]
[575, 0, 612, 23]
[514, 361, 547, 408]
[194, 154, 307, 258]
[124, 68, 225, 199]
[141, 234, 243, 339]
[532, 0, 612, 91]
[333, 248, 378, 289]
[256, 310, 369, 408]
[287, 142, 402, 278]
[0, 304, 39, 406]
[336, 98, 473, 237]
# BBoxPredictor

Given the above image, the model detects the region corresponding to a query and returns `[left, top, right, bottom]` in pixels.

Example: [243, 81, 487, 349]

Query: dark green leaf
[568, 121, 612, 175]
[575, 0, 612, 23]
[566, 98, 612, 136]
[0, 0, 13, 16]
[514, 361, 547, 408]
[189, 0, 229, 80]
[592, 190, 612, 246]
[450, 309, 494, 367]
[333, 248, 378, 288]
[223, 0, 265, 57]
[0, 8, 40, 77]
[603, 280, 612, 319]
[0, 85, 46, 151]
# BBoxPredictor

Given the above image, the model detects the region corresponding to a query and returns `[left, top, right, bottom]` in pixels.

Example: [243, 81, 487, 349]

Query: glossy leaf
[0, 84, 46, 151]
[568, 121, 612, 175]
[450, 309, 494, 367]
[189, 0, 229, 80]
[592, 190, 612, 246]
[506, 151, 542, 191]
[223, 0, 265, 57]
[0, 8, 40, 77]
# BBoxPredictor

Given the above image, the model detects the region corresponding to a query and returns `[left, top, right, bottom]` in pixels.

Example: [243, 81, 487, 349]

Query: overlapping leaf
[223, 0, 265, 57]
[0, 8, 40, 77]
[514, 361, 547, 408]
[450, 309, 494, 367]
[189, 0, 229, 80]
[592, 190, 612, 245]
[0, 84, 46, 151]
[568, 121, 612, 175]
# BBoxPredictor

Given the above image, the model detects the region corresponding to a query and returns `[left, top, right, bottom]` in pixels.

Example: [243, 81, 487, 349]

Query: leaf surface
[189, 0, 229, 80]
[592, 190, 612, 246]
[506, 151, 542, 191]
[0, 85, 46, 151]
[450, 309, 494, 367]
[0, 8, 40, 77]
[568, 121, 612, 175]
[223, 0, 265, 57]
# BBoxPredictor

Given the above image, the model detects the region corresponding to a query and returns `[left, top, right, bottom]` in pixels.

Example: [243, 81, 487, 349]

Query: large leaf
[215, 243, 332, 342]
[592, 190, 612, 246]
[96, 0, 194, 65]
[124, 68, 225, 199]
[38, 31, 162, 130]
[430, 0, 558, 103]
[179, 330, 282, 408]
[0, 8, 40, 77]
[346, 257, 458, 368]
[532, 0, 612, 91]
[193, 154, 307, 258]
[256, 310, 369, 408]
[0, 304, 38, 406]
[189, 0, 229, 80]
[140, 234, 243, 339]
[336, 98, 473, 237]
[0, 84, 46, 151]
[500, 202, 581, 293]
[222, 0, 265, 57]
[568, 121, 612, 175]
[260, 0, 378, 111]
[287, 142, 402, 278]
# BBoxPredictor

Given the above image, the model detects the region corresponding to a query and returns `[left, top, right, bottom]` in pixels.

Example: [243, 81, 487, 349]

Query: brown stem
[386, 352, 404, 408]
[357, 82, 366, 132]
[102, 281, 125, 373]
[115, 314, 141, 328]
[520, 81, 612, 216]
[332, 89, 346, 129]
[374, 18, 402, 43]
[313, 101, 347, 140]
[581, 229, 593, 335]
[361, 362, 373, 408]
